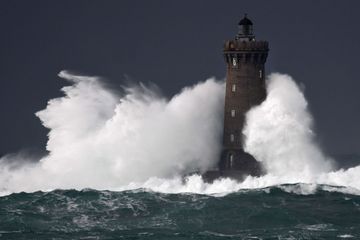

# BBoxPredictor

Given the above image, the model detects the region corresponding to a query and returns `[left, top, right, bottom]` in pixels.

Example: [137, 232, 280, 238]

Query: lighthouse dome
[238, 14, 253, 25]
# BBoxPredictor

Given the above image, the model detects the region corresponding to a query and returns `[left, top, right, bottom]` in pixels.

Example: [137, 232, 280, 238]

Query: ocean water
[0, 184, 359, 240]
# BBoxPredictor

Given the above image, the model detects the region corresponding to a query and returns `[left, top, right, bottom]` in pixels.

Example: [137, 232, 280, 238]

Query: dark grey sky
[0, 0, 359, 157]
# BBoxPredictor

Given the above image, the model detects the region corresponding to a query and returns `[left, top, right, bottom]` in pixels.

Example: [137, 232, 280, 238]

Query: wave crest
[0, 71, 359, 196]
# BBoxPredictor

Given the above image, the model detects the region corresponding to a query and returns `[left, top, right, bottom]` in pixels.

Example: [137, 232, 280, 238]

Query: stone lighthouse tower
[218, 14, 269, 178]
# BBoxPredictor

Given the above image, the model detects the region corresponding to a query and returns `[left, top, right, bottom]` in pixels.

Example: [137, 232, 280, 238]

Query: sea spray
[243, 73, 333, 179]
[0, 71, 224, 193]
[0, 71, 360, 196]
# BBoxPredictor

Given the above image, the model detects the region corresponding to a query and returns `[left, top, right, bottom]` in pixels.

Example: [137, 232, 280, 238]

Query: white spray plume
[0, 71, 359, 196]
[243, 73, 333, 179]
[0, 71, 224, 193]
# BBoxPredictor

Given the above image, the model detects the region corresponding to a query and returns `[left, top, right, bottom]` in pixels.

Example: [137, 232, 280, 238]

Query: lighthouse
[204, 15, 269, 181]
[219, 14, 268, 178]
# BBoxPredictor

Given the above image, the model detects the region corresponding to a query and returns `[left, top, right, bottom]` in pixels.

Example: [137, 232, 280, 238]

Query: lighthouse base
[202, 151, 263, 182]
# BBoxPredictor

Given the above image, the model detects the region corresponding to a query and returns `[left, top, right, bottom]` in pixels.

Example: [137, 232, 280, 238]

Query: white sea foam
[338, 234, 355, 238]
[0, 71, 359, 196]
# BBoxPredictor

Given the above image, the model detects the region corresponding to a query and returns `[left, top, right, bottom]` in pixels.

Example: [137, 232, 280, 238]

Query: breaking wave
[0, 71, 359, 196]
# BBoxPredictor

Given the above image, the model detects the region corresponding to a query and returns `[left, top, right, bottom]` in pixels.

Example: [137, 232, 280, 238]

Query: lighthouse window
[259, 70, 262, 78]
[232, 84, 236, 92]
[229, 154, 234, 168]
[232, 58, 237, 66]
[231, 109, 236, 117]
[230, 134, 234, 142]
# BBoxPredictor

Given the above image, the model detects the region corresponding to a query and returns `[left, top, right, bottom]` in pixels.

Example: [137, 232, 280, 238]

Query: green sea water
[0, 184, 359, 239]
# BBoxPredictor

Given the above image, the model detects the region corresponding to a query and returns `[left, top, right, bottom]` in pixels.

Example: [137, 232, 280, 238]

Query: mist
[0, 71, 224, 193]
[0, 71, 359, 196]
[243, 73, 333, 179]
